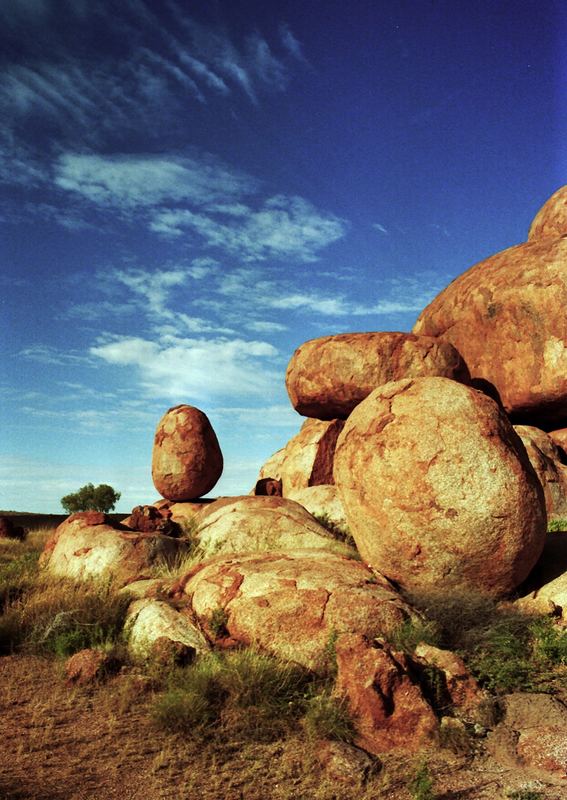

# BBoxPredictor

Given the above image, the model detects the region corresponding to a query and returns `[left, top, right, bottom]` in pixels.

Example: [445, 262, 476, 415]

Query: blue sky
[1, 0, 565, 512]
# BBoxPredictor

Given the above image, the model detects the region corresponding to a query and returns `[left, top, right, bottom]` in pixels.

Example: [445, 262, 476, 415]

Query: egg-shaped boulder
[528, 184, 567, 241]
[333, 377, 546, 596]
[413, 238, 567, 427]
[152, 405, 223, 501]
[286, 332, 468, 420]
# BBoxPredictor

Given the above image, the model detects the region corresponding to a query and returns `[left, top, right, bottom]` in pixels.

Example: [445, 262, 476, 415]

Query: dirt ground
[1, 655, 566, 800]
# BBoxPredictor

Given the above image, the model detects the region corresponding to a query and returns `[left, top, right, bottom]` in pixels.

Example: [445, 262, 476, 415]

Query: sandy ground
[1, 655, 566, 800]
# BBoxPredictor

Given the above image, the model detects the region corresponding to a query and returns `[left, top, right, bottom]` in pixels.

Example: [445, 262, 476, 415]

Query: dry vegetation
[1, 515, 566, 800]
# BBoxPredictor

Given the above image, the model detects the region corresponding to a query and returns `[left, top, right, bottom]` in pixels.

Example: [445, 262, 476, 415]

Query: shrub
[387, 617, 440, 654]
[207, 606, 229, 638]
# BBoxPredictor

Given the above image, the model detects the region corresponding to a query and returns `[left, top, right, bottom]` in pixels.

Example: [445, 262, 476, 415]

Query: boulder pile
[41, 185, 567, 762]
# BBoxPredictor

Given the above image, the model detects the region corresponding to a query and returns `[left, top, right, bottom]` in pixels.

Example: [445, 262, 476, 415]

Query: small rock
[65, 649, 113, 686]
[315, 739, 380, 784]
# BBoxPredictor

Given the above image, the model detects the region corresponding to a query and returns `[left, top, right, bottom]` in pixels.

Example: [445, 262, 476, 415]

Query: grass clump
[402, 590, 567, 694]
[408, 761, 436, 800]
[302, 691, 355, 743]
[387, 617, 440, 654]
[152, 649, 315, 742]
[312, 512, 355, 548]
[547, 517, 567, 532]
[1, 568, 131, 657]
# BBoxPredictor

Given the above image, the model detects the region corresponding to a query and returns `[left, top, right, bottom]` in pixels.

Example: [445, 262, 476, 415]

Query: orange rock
[182, 550, 417, 670]
[528, 184, 567, 241]
[257, 418, 344, 494]
[333, 377, 546, 596]
[413, 237, 567, 427]
[335, 634, 438, 755]
[65, 649, 111, 686]
[549, 427, 567, 457]
[152, 405, 223, 501]
[286, 332, 468, 420]
[414, 643, 488, 719]
[514, 425, 567, 520]
[40, 513, 187, 586]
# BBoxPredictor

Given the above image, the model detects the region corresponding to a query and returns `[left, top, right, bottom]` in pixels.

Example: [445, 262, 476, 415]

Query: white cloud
[150, 195, 347, 262]
[55, 153, 257, 209]
[246, 321, 288, 333]
[19, 344, 93, 366]
[279, 24, 305, 61]
[90, 334, 281, 401]
[373, 223, 389, 235]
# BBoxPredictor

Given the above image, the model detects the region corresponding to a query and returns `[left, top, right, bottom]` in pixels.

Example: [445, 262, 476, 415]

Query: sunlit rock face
[528, 184, 567, 241]
[40, 512, 186, 586]
[256, 418, 344, 494]
[413, 236, 567, 428]
[180, 549, 417, 670]
[285, 331, 468, 420]
[152, 405, 223, 501]
[333, 377, 547, 597]
[193, 495, 352, 559]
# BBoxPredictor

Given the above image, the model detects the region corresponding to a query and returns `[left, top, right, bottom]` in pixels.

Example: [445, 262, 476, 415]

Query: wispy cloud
[150, 195, 347, 262]
[19, 344, 94, 366]
[54, 153, 257, 209]
[90, 334, 281, 402]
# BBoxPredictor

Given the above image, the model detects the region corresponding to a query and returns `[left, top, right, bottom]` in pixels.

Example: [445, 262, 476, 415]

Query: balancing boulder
[285, 332, 468, 420]
[152, 405, 223, 501]
[333, 377, 546, 596]
[413, 237, 567, 427]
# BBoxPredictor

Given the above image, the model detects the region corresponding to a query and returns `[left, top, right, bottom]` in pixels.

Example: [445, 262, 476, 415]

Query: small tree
[61, 483, 121, 514]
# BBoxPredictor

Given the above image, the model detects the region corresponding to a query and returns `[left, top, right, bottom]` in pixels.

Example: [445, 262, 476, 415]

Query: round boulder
[333, 377, 547, 596]
[152, 405, 223, 501]
[193, 495, 353, 559]
[285, 332, 468, 420]
[413, 237, 567, 427]
[528, 184, 567, 241]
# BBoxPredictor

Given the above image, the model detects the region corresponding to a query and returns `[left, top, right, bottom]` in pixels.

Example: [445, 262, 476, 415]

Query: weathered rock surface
[257, 418, 344, 494]
[152, 405, 223, 501]
[121, 504, 180, 537]
[516, 532, 567, 618]
[335, 634, 438, 755]
[413, 237, 567, 427]
[285, 332, 469, 420]
[548, 427, 567, 458]
[414, 643, 488, 719]
[333, 377, 547, 596]
[64, 649, 114, 687]
[125, 598, 209, 662]
[514, 426, 567, 520]
[528, 184, 567, 241]
[489, 693, 567, 778]
[315, 739, 380, 784]
[286, 485, 348, 532]
[180, 550, 417, 669]
[40, 512, 187, 586]
[193, 495, 352, 559]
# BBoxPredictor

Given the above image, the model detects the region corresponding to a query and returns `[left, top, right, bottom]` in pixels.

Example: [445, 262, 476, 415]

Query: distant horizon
[2, 0, 565, 512]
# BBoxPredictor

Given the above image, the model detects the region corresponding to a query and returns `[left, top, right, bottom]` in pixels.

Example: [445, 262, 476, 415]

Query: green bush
[547, 517, 567, 532]
[61, 483, 121, 514]
[312, 512, 356, 548]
